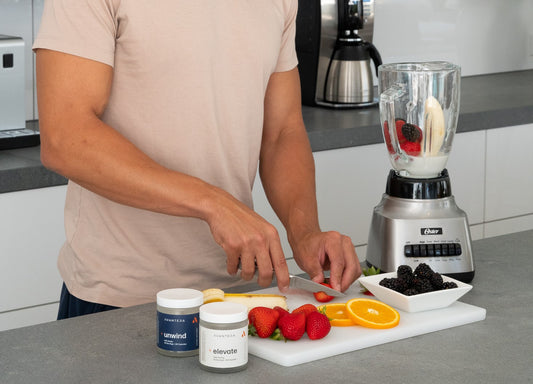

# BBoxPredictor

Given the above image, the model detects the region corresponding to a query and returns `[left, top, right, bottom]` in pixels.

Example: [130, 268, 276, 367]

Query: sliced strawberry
[306, 311, 331, 340]
[313, 283, 335, 303]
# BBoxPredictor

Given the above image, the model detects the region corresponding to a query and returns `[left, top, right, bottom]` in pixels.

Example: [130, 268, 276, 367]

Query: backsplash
[1, 0, 533, 121]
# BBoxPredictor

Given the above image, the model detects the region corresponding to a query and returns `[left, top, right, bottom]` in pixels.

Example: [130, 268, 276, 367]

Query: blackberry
[401, 123, 421, 142]
[413, 277, 434, 293]
[379, 277, 408, 293]
[414, 263, 435, 280]
[397, 265, 413, 280]
[430, 272, 444, 290]
[379, 277, 396, 290]
[442, 281, 458, 289]
[403, 288, 419, 296]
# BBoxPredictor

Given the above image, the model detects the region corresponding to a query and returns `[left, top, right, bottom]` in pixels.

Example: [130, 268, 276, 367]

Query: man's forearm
[259, 123, 321, 246]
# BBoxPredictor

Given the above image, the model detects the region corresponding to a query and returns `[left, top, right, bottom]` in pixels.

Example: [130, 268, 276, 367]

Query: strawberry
[306, 311, 331, 340]
[273, 306, 290, 319]
[395, 119, 407, 145]
[313, 283, 335, 303]
[248, 307, 279, 338]
[292, 303, 318, 318]
[383, 121, 394, 154]
[401, 141, 421, 156]
[278, 312, 306, 341]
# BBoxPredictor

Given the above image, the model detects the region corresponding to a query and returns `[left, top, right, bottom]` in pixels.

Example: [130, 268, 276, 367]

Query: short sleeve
[274, 0, 299, 73]
[32, 0, 118, 67]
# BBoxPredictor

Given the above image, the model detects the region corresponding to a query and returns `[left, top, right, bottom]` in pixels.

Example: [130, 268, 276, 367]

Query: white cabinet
[485, 124, 533, 220]
[484, 124, 533, 237]
[0, 185, 66, 331]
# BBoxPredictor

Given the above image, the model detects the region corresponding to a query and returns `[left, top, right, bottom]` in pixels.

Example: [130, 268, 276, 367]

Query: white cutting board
[247, 283, 486, 367]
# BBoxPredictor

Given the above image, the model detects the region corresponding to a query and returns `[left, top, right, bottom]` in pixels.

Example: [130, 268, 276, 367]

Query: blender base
[365, 170, 475, 283]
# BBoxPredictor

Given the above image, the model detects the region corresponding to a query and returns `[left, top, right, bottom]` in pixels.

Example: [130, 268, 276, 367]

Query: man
[33, 0, 361, 318]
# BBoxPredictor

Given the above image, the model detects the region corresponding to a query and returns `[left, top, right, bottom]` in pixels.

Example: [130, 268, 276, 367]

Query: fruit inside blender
[383, 96, 448, 178]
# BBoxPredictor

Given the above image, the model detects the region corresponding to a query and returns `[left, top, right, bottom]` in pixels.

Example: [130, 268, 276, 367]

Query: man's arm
[260, 67, 361, 292]
[36, 49, 290, 290]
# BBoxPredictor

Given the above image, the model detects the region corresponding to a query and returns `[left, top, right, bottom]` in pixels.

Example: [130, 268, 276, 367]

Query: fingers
[269, 240, 290, 292]
[315, 232, 360, 292]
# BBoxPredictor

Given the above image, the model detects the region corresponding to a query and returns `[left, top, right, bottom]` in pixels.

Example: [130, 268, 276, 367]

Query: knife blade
[289, 275, 345, 297]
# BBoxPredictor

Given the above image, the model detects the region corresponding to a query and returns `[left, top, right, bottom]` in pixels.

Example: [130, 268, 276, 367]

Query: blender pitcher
[379, 62, 461, 178]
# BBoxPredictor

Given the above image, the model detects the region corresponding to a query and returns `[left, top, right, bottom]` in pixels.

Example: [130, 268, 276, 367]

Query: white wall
[373, 0, 533, 76]
[0, 0, 533, 122]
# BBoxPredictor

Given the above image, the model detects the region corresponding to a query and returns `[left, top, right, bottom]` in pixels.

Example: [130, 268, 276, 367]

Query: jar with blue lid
[156, 288, 203, 357]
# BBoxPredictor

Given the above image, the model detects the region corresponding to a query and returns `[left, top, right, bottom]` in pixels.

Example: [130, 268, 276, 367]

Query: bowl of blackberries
[358, 263, 472, 312]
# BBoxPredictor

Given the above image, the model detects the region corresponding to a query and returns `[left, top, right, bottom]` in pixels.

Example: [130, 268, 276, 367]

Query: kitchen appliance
[0, 35, 39, 150]
[296, 0, 382, 108]
[366, 62, 475, 283]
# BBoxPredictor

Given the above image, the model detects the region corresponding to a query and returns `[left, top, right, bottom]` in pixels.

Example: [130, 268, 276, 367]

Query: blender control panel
[404, 243, 462, 257]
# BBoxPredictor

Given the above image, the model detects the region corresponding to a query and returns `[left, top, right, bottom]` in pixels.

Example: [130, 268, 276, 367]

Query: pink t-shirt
[33, 0, 298, 307]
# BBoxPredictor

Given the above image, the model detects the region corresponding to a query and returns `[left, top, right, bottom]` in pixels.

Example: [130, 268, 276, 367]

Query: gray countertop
[1, 230, 532, 384]
[1, 70, 533, 194]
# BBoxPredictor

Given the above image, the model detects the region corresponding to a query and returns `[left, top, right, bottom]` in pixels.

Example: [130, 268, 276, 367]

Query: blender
[366, 62, 475, 283]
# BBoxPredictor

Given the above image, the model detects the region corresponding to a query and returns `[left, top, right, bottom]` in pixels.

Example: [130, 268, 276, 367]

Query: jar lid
[157, 288, 204, 308]
[200, 302, 248, 323]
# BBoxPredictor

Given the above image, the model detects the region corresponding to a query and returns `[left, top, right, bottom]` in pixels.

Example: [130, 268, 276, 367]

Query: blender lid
[386, 169, 452, 199]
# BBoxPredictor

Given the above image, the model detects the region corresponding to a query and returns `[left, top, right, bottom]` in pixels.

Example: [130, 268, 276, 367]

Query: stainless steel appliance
[366, 62, 475, 283]
[296, 0, 382, 108]
[0, 35, 39, 150]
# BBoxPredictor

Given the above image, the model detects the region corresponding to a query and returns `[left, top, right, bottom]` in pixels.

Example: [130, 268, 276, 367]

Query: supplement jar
[156, 288, 203, 357]
[199, 302, 249, 372]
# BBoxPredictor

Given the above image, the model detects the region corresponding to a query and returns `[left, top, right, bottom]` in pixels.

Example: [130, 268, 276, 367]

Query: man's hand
[290, 231, 361, 292]
[204, 187, 290, 292]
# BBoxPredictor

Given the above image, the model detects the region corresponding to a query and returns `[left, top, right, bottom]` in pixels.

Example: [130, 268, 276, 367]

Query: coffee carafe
[324, 0, 382, 106]
[295, 0, 382, 108]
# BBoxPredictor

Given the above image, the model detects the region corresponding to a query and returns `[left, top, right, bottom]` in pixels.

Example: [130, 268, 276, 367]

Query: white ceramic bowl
[358, 272, 472, 313]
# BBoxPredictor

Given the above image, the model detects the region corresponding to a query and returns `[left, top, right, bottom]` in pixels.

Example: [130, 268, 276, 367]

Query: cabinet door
[0, 186, 66, 314]
[485, 124, 533, 221]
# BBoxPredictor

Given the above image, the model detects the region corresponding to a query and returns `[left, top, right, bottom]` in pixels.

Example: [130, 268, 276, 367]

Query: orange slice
[318, 303, 355, 327]
[345, 298, 400, 329]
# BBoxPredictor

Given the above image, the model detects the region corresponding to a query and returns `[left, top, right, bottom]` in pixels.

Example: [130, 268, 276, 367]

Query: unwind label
[157, 312, 199, 352]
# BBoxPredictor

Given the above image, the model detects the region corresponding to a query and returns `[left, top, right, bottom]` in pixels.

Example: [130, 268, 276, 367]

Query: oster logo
[420, 227, 443, 235]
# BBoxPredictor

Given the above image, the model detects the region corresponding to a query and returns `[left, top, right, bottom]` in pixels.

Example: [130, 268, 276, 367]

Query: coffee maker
[0, 35, 39, 150]
[366, 62, 475, 283]
[296, 0, 382, 108]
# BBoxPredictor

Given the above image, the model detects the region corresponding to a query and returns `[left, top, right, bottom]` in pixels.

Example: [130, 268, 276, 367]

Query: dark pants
[57, 283, 119, 320]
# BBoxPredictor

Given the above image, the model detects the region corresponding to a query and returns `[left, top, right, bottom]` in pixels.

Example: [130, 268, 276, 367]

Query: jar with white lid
[199, 302, 249, 372]
[156, 288, 203, 357]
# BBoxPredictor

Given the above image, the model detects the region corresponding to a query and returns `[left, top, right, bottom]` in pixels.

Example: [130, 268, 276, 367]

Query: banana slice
[202, 288, 225, 303]
[423, 96, 445, 155]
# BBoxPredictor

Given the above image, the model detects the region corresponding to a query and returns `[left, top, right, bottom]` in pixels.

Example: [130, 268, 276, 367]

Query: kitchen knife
[289, 275, 345, 297]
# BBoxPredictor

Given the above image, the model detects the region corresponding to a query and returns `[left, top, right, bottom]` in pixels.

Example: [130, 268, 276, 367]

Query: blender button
[420, 244, 427, 257]
[455, 243, 462, 255]
[404, 245, 413, 257]
[434, 244, 442, 256]
[442, 244, 449, 256]
[412, 244, 420, 257]
[427, 244, 435, 256]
